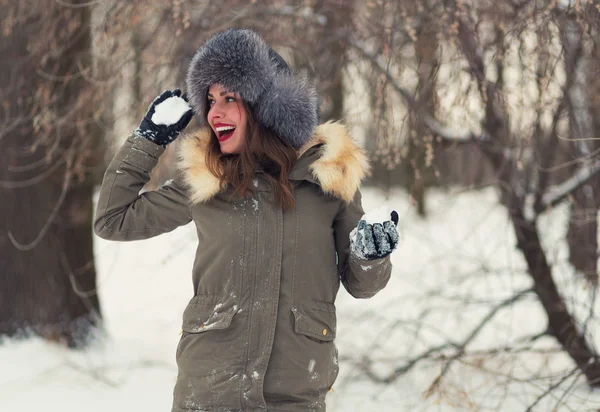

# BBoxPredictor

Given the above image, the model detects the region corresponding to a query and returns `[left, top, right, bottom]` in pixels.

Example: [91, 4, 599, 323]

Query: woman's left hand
[350, 211, 399, 260]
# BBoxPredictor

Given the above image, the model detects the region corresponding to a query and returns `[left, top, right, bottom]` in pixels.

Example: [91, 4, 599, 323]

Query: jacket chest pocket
[291, 299, 337, 342]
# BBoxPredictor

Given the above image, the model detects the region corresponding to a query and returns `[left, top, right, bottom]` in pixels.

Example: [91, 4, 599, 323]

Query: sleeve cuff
[349, 253, 390, 267]
[123, 134, 166, 170]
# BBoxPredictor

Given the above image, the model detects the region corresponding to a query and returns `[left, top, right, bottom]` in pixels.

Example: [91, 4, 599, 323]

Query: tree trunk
[0, 1, 101, 347]
[313, 0, 353, 122]
[510, 206, 600, 386]
[405, 3, 439, 217]
[561, 13, 599, 283]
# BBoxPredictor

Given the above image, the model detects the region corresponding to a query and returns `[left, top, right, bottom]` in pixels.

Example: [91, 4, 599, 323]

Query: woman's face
[207, 84, 248, 154]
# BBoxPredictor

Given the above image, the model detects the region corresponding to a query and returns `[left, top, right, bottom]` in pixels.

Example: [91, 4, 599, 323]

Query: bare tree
[0, 0, 104, 346]
[345, 0, 600, 398]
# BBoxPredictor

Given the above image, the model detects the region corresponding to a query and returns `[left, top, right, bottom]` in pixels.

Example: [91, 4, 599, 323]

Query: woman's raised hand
[134, 89, 194, 147]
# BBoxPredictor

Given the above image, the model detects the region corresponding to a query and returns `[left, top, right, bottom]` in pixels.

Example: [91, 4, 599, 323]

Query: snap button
[322, 328, 327, 336]
[200, 323, 205, 329]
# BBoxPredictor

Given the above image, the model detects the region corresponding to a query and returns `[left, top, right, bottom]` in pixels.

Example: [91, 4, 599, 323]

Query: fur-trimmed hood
[177, 122, 369, 204]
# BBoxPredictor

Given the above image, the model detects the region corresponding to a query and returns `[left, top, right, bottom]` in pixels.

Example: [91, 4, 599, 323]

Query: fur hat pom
[186, 29, 275, 126]
[257, 73, 319, 148]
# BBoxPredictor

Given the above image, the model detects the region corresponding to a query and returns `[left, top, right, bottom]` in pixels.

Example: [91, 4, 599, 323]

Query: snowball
[362, 205, 391, 225]
[151, 96, 191, 126]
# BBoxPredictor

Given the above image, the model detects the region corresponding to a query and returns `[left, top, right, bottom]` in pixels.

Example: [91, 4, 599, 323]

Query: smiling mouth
[218, 129, 235, 141]
[215, 126, 236, 142]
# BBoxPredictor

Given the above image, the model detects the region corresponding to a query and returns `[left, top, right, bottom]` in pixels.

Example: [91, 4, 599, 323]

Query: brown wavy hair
[204, 101, 298, 209]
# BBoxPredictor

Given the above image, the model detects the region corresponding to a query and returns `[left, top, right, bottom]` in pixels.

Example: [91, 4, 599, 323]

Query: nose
[207, 103, 224, 123]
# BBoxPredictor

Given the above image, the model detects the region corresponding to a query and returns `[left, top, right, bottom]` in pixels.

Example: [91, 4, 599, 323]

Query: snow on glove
[134, 89, 194, 147]
[350, 207, 399, 260]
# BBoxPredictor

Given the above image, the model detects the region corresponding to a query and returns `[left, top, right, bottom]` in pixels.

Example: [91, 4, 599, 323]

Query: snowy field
[2, 186, 600, 411]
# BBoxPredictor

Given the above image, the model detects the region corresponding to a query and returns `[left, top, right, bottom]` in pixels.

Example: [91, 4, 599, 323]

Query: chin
[219, 143, 240, 155]
[219, 139, 244, 154]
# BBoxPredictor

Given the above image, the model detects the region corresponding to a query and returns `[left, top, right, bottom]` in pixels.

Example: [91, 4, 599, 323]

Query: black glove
[134, 89, 194, 147]
[350, 211, 399, 260]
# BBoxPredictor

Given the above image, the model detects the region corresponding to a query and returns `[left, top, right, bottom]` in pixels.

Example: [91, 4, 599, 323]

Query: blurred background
[2, 0, 600, 410]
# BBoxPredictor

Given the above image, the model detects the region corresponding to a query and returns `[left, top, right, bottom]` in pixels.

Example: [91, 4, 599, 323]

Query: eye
[225, 96, 236, 103]
[208, 98, 215, 106]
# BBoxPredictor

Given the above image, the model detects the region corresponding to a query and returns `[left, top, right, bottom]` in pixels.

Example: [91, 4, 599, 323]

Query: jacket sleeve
[94, 135, 192, 241]
[333, 189, 393, 299]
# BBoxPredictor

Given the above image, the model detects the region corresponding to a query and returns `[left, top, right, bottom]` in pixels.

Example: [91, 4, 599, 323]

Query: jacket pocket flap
[292, 300, 336, 342]
[182, 295, 237, 333]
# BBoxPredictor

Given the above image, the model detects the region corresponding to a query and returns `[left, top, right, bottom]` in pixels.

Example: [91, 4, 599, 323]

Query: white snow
[361, 205, 392, 225]
[2, 186, 600, 411]
[150, 96, 191, 126]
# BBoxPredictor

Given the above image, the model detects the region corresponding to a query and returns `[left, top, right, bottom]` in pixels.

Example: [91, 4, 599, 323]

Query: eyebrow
[207, 90, 233, 98]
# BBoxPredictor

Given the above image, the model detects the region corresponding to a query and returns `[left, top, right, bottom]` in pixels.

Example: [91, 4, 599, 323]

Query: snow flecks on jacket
[309, 371, 320, 382]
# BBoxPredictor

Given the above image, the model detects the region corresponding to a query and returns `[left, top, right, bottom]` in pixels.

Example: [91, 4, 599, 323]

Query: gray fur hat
[186, 28, 319, 148]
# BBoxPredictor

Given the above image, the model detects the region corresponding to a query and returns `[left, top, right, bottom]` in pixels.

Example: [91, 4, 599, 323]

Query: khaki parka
[94, 122, 393, 412]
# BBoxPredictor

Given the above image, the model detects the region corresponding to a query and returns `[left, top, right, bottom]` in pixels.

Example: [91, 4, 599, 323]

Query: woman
[95, 28, 399, 412]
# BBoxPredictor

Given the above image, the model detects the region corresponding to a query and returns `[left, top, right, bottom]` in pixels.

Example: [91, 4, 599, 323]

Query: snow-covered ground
[2, 186, 600, 411]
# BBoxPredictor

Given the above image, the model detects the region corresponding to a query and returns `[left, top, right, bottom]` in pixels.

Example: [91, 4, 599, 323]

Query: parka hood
[177, 121, 370, 204]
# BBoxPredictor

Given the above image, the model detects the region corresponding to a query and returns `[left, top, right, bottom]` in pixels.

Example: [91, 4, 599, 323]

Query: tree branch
[524, 366, 581, 412]
[348, 40, 490, 144]
[360, 343, 455, 384]
[424, 287, 533, 397]
[359, 288, 534, 385]
[537, 159, 600, 213]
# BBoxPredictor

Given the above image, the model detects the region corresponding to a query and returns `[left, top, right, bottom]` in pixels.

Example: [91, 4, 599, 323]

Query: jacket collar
[177, 121, 369, 204]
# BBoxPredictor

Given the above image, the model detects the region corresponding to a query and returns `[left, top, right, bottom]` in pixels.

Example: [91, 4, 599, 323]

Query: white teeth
[215, 125, 235, 132]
